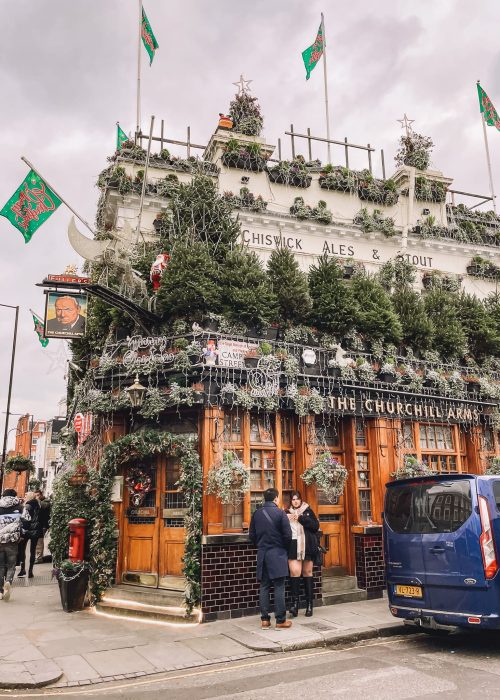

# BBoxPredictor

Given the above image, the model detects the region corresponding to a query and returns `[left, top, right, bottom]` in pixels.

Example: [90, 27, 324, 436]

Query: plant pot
[192, 391, 205, 404]
[261, 326, 279, 341]
[68, 475, 87, 486]
[466, 382, 480, 395]
[327, 366, 341, 378]
[343, 266, 354, 279]
[268, 170, 312, 188]
[422, 275, 433, 289]
[188, 353, 201, 365]
[222, 152, 265, 172]
[302, 364, 320, 376]
[246, 326, 260, 339]
[379, 372, 396, 384]
[467, 265, 482, 276]
[58, 570, 89, 613]
[244, 356, 259, 369]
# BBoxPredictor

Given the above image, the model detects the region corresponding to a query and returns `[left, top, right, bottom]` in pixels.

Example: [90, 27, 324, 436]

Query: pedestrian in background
[249, 487, 293, 630]
[18, 492, 41, 579]
[286, 490, 320, 617]
[0, 488, 30, 601]
[35, 490, 51, 563]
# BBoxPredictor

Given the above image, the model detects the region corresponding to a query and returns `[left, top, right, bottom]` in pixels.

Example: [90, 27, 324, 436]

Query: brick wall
[354, 533, 385, 599]
[201, 541, 322, 622]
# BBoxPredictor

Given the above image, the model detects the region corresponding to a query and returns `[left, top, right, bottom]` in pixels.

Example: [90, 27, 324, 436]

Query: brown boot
[276, 620, 293, 629]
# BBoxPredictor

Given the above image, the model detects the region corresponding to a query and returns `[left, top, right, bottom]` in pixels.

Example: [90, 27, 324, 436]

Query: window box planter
[379, 372, 397, 384]
[318, 176, 353, 193]
[203, 318, 219, 332]
[221, 152, 266, 172]
[466, 381, 480, 395]
[268, 169, 312, 188]
[326, 365, 341, 378]
[343, 265, 355, 279]
[302, 364, 320, 376]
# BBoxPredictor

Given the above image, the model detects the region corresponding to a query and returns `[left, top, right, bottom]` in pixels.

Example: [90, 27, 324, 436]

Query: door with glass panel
[122, 456, 186, 587]
[314, 419, 347, 569]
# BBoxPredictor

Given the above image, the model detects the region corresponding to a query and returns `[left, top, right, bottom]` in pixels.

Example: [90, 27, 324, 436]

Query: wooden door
[158, 456, 186, 585]
[314, 420, 347, 571]
[122, 456, 186, 587]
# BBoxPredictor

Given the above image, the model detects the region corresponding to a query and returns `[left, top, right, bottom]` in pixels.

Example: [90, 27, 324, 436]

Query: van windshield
[385, 480, 473, 534]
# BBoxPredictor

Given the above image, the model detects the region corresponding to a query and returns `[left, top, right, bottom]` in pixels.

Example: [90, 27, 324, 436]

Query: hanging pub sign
[44, 291, 88, 339]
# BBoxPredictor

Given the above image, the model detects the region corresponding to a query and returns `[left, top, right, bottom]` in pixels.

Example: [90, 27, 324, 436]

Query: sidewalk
[0, 564, 408, 689]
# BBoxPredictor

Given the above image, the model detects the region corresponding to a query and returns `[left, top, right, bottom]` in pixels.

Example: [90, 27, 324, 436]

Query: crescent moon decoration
[67, 216, 112, 262]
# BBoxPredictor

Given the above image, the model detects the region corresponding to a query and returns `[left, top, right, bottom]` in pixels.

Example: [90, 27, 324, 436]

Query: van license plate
[395, 585, 423, 598]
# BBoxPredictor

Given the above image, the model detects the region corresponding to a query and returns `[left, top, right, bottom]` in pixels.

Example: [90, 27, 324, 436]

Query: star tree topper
[397, 113, 415, 138]
[232, 74, 253, 95]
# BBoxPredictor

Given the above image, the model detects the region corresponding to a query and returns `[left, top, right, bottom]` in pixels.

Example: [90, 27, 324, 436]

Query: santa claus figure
[150, 253, 170, 291]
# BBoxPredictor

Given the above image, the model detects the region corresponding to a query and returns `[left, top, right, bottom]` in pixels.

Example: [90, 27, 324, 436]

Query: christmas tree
[351, 275, 402, 345]
[308, 255, 358, 337]
[157, 240, 222, 321]
[267, 246, 311, 325]
[392, 286, 434, 353]
[161, 176, 240, 262]
[229, 92, 264, 137]
[424, 288, 467, 360]
[221, 249, 277, 329]
[457, 291, 500, 360]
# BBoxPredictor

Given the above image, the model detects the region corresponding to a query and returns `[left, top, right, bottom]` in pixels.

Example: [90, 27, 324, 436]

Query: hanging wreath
[301, 452, 348, 503]
[206, 450, 250, 505]
[125, 467, 153, 506]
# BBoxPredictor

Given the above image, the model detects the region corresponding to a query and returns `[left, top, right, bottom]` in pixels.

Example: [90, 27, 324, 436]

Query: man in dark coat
[249, 487, 293, 629]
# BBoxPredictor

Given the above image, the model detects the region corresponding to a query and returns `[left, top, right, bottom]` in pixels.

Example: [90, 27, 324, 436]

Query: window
[222, 413, 244, 531]
[385, 480, 473, 534]
[398, 423, 466, 475]
[281, 416, 294, 508]
[355, 420, 372, 522]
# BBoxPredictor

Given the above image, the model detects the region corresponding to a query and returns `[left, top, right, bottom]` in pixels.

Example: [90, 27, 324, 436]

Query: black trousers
[19, 537, 38, 572]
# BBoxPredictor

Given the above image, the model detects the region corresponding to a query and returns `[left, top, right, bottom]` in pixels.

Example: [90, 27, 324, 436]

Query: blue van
[384, 474, 500, 631]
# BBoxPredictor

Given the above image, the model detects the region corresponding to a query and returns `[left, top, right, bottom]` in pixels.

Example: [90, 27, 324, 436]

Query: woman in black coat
[286, 490, 319, 617]
[18, 492, 41, 578]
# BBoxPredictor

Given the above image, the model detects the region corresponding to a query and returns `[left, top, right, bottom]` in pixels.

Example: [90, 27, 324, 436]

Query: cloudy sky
[1, 0, 500, 449]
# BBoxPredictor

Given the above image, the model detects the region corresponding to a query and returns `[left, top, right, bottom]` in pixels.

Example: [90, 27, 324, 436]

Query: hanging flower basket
[206, 451, 250, 505]
[301, 452, 348, 503]
[4, 455, 34, 474]
[391, 455, 435, 480]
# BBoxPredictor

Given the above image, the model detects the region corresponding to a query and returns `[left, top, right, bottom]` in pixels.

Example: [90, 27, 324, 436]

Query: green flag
[141, 7, 159, 65]
[477, 83, 500, 131]
[31, 310, 49, 348]
[302, 18, 324, 80]
[0, 170, 62, 243]
[117, 123, 128, 150]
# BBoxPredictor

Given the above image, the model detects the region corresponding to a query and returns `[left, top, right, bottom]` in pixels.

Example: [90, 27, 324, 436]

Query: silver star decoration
[232, 74, 252, 95]
[397, 113, 415, 137]
[46, 341, 70, 375]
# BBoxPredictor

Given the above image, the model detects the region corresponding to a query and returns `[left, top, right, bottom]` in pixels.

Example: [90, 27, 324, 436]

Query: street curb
[237, 621, 417, 653]
[0, 662, 63, 689]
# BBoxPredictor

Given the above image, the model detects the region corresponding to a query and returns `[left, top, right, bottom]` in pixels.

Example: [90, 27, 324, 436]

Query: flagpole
[136, 0, 142, 140]
[136, 115, 155, 245]
[480, 107, 497, 214]
[321, 13, 332, 164]
[20, 157, 95, 236]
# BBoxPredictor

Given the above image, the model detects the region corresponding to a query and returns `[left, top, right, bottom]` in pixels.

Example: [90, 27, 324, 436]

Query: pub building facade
[73, 108, 500, 621]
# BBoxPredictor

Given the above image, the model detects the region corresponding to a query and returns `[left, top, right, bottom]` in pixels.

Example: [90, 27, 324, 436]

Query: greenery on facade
[395, 130, 434, 171]
[267, 246, 312, 326]
[354, 208, 397, 237]
[392, 454, 435, 479]
[228, 91, 264, 137]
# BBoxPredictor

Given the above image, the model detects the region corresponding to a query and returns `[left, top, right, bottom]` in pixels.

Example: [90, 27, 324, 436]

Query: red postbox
[68, 518, 87, 562]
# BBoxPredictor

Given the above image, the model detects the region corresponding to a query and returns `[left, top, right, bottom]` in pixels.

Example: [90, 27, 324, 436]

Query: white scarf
[288, 502, 309, 561]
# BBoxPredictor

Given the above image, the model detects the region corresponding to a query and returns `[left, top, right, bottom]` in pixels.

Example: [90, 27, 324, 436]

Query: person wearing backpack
[0, 488, 30, 601]
[18, 492, 41, 579]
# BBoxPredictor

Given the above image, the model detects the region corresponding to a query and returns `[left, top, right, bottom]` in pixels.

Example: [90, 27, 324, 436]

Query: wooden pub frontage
[97, 332, 496, 621]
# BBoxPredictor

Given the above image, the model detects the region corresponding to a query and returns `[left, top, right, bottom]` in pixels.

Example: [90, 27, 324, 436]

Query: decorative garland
[125, 467, 153, 506]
